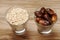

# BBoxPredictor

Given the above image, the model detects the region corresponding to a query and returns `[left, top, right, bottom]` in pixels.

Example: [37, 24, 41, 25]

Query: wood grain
[0, 0, 60, 40]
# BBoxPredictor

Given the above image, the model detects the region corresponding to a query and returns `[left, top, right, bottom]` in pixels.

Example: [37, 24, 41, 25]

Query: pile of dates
[34, 7, 57, 26]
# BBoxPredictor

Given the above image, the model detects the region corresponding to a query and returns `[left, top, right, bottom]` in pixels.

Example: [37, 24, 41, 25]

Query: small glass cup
[10, 22, 26, 35]
[34, 7, 57, 35]
[37, 23, 53, 34]
[6, 6, 29, 35]
[35, 17, 57, 35]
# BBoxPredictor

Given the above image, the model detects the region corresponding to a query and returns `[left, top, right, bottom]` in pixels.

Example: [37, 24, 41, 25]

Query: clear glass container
[35, 17, 57, 35]
[37, 22, 53, 34]
[10, 23, 26, 35]
[5, 6, 29, 35]
[34, 7, 57, 35]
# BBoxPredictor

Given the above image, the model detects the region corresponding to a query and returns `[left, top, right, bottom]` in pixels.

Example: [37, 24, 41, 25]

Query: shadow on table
[12, 31, 60, 40]
[39, 32, 60, 40]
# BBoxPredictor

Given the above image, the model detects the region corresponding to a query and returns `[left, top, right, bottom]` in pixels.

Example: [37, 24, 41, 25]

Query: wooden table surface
[0, 0, 60, 40]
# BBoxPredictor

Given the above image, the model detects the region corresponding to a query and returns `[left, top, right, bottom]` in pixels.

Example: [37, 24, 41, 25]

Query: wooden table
[0, 0, 60, 40]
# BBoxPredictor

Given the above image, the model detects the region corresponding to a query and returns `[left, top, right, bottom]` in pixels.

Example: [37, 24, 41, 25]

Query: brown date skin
[34, 7, 57, 26]
[46, 8, 55, 15]
[40, 7, 46, 14]
[36, 17, 40, 23]
[39, 19, 50, 26]
[34, 11, 42, 17]
[43, 13, 52, 25]
[52, 14, 57, 22]
[43, 12, 49, 20]
[35, 7, 46, 17]
[36, 17, 42, 23]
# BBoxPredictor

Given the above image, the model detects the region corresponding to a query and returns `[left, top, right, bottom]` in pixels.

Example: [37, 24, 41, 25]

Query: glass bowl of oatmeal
[6, 6, 29, 35]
